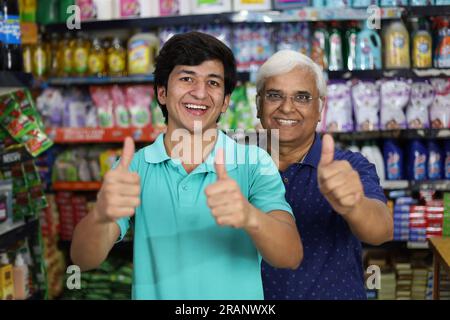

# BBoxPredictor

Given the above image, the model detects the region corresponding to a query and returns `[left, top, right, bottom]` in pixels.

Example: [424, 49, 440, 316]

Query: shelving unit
[52, 181, 102, 191]
[0, 218, 39, 250]
[0, 72, 34, 88]
[331, 129, 450, 141]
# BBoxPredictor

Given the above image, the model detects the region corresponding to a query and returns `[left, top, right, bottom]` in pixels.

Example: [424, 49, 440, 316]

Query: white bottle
[361, 145, 385, 183]
[12, 253, 29, 300]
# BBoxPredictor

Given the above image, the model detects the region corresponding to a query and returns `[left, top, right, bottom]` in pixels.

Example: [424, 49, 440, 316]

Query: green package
[0, 94, 37, 140]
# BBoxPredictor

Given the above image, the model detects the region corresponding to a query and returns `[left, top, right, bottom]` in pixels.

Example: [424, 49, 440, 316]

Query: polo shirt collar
[144, 130, 238, 173]
[301, 133, 322, 169]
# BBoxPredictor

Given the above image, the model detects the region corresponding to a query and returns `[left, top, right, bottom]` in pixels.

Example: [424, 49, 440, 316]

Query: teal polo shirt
[116, 130, 293, 300]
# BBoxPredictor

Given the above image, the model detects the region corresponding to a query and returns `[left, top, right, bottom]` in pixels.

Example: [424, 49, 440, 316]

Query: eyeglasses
[262, 91, 320, 107]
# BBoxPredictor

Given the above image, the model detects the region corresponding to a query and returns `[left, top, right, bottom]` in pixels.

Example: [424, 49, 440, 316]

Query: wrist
[244, 204, 261, 233]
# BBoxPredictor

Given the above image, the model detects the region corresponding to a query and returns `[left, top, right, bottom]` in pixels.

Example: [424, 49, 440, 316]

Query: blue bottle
[444, 140, 450, 179]
[427, 140, 443, 180]
[383, 139, 403, 180]
[355, 22, 382, 70]
[352, 0, 378, 7]
[408, 140, 428, 181]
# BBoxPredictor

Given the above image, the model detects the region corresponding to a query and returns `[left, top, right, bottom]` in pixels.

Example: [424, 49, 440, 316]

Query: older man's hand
[317, 134, 364, 216]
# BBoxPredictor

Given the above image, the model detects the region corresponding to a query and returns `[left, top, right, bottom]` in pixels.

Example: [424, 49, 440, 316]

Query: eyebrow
[177, 69, 224, 81]
[266, 89, 312, 95]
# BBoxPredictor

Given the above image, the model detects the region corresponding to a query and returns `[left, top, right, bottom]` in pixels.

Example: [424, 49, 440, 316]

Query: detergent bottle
[344, 21, 359, 71]
[408, 140, 427, 181]
[411, 18, 433, 68]
[355, 21, 382, 70]
[383, 139, 404, 180]
[434, 17, 450, 68]
[328, 21, 344, 71]
[383, 20, 410, 69]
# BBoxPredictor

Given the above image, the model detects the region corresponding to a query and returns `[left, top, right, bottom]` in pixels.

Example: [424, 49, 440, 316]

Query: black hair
[153, 31, 237, 124]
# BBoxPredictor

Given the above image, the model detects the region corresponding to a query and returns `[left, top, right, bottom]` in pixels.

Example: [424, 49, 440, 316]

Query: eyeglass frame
[259, 90, 322, 107]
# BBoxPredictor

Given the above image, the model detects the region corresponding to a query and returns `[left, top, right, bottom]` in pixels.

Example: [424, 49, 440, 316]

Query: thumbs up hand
[317, 134, 364, 216]
[94, 137, 141, 224]
[205, 149, 256, 229]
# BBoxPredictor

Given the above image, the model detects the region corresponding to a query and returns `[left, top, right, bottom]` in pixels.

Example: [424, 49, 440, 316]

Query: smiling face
[258, 66, 323, 146]
[157, 59, 230, 135]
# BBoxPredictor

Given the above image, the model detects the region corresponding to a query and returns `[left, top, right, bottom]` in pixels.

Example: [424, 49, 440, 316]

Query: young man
[256, 50, 393, 299]
[71, 32, 302, 300]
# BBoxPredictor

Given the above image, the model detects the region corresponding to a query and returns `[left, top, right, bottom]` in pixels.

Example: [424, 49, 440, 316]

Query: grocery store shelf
[331, 129, 450, 141]
[46, 126, 156, 143]
[0, 71, 34, 88]
[382, 180, 450, 191]
[41, 74, 154, 86]
[328, 68, 450, 80]
[406, 5, 450, 17]
[52, 181, 102, 191]
[363, 240, 430, 250]
[0, 218, 39, 249]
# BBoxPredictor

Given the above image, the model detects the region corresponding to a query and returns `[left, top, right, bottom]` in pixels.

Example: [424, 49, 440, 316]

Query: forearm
[70, 205, 120, 271]
[343, 197, 393, 246]
[245, 207, 303, 270]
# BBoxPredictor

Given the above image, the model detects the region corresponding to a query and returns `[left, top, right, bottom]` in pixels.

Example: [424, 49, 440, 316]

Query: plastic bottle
[344, 21, 359, 71]
[48, 33, 60, 77]
[383, 20, 410, 69]
[383, 139, 403, 180]
[2, 0, 23, 71]
[0, 252, 14, 300]
[107, 37, 127, 77]
[434, 17, 450, 68]
[361, 143, 385, 182]
[408, 140, 427, 181]
[355, 21, 382, 70]
[444, 140, 450, 179]
[22, 44, 32, 73]
[311, 22, 329, 70]
[73, 33, 90, 77]
[58, 33, 73, 77]
[19, 0, 36, 22]
[427, 140, 443, 180]
[127, 33, 158, 75]
[88, 36, 106, 77]
[12, 253, 29, 300]
[412, 18, 432, 69]
[36, 0, 59, 24]
[32, 33, 47, 79]
[328, 21, 344, 71]
[0, 0, 4, 71]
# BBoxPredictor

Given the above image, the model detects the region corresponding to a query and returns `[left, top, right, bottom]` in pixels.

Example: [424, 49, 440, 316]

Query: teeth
[277, 119, 299, 125]
[185, 104, 207, 110]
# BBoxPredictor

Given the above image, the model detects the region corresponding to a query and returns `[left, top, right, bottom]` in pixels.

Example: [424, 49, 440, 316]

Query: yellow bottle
[58, 33, 73, 77]
[22, 44, 32, 74]
[383, 20, 411, 69]
[48, 33, 60, 77]
[107, 37, 127, 77]
[32, 34, 48, 79]
[127, 33, 159, 75]
[88, 37, 106, 77]
[412, 18, 432, 69]
[73, 33, 90, 77]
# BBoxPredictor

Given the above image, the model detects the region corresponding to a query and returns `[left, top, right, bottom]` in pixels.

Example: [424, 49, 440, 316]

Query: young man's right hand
[94, 137, 141, 224]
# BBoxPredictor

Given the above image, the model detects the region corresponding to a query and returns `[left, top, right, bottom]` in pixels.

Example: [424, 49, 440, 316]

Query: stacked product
[425, 200, 444, 239]
[395, 262, 413, 300]
[411, 268, 428, 300]
[62, 257, 132, 300]
[444, 192, 450, 236]
[55, 192, 90, 241]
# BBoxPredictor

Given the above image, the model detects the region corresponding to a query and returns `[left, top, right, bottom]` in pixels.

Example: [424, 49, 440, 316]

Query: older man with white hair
[256, 50, 393, 300]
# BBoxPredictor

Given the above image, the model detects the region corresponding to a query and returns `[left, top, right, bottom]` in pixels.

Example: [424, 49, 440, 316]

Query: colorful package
[110, 85, 130, 128]
[380, 79, 411, 130]
[325, 81, 354, 132]
[406, 80, 434, 129]
[351, 80, 380, 131]
[429, 78, 450, 129]
[125, 85, 152, 128]
[90, 86, 114, 128]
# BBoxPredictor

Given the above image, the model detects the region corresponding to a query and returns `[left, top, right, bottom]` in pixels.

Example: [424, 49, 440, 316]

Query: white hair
[256, 50, 328, 102]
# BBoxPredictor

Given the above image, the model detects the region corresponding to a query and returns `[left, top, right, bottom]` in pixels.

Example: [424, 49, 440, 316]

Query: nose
[279, 96, 296, 114]
[190, 81, 208, 100]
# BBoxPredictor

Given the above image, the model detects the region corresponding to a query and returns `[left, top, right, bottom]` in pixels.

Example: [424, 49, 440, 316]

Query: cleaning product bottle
[345, 21, 359, 71]
[371, 144, 386, 183]
[88, 36, 106, 77]
[444, 140, 450, 179]
[12, 253, 29, 300]
[412, 18, 432, 69]
[2, 0, 23, 71]
[434, 17, 450, 68]
[311, 22, 329, 70]
[408, 140, 427, 181]
[383, 139, 403, 180]
[328, 21, 344, 71]
[127, 32, 158, 75]
[107, 36, 126, 77]
[355, 21, 382, 70]
[0, 252, 14, 300]
[383, 20, 410, 69]
[427, 140, 443, 180]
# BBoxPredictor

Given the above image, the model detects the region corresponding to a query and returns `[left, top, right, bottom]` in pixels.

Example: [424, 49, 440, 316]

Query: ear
[157, 86, 167, 105]
[221, 94, 230, 113]
[256, 95, 262, 119]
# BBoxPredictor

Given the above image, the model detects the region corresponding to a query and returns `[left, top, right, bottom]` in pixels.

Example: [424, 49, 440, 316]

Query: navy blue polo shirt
[261, 134, 387, 300]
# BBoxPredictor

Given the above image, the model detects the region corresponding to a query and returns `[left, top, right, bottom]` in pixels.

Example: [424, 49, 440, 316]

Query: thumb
[319, 134, 335, 168]
[118, 136, 135, 171]
[214, 148, 228, 180]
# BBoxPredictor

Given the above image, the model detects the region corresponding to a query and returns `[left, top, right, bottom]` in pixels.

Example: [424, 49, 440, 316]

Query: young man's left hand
[205, 149, 257, 229]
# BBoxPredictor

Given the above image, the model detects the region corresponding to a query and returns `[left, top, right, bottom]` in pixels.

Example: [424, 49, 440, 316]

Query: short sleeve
[248, 146, 293, 216]
[346, 152, 387, 204]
